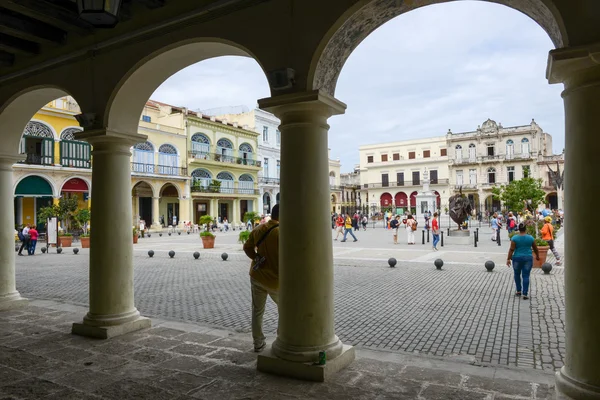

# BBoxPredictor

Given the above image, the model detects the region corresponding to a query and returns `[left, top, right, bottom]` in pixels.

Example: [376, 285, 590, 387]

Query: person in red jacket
[334, 214, 344, 241]
[28, 226, 39, 255]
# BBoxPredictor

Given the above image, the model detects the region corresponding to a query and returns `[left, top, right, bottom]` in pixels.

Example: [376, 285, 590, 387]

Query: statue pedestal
[446, 229, 471, 245]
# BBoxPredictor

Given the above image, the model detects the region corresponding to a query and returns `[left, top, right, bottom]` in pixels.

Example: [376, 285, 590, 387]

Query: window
[469, 169, 477, 184]
[381, 154, 388, 162]
[523, 165, 531, 178]
[429, 170, 438, 184]
[408, 151, 415, 159]
[412, 171, 420, 185]
[455, 145, 462, 160]
[506, 140, 514, 160]
[382, 173, 389, 187]
[276, 130, 281, 145]
[142, 115, 151, 123]
[441, 148, 447, 156]
[276, 160, 280, 179]
[397, 172, 404, 186]
[262, 126, 269, 142]
[487, 145, 495, 156]
[393, 153, 400, 161]
[488, 167, 496, 184]
[521, 138, 530, 155]
[367, 155, 373, 163]
[423, 150, 430, 158]
[507, 166, 515, 182]
[263, 158, 269, 177]
[468, 143, 476, 160]
[456, 170, 463, 185]
[329, 171, 335, 186]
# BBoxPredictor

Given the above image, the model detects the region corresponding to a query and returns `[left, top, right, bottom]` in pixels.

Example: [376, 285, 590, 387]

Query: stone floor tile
[0, 366, 28, 387]
[21, 339, 67, 356]
[306, 382, 378, 400]
[99, 360, 166, 381]
[420, 384, 490, 400]
[347, 357, 406, 376]
[171, 343, 216, 357]
[62, 335, 106, 350]
[54, 368, 119, 392]
[147, 327, 187, 338]
[189, 378, 265, 400]
[129, 347, 175, 364]
[92, 341, 141, 356]
[178, 332, 222, 345]
[0, 378, 66, 399]
[208, 337, 254, 352]
[78, 353, 131, 371]
[93, 378, 173, 400]
[465, 375, 533, 397]
[28, 360, 82, 381]
[535, 383, 557, 399]
[400, 365, 463, 386]
[135, 335, 183, 350]
[199, 364, 262, 381]
[142, 371, 213, 394]
[201, 348, 257, 365]
[44, 347, 94, 362]
[41, 388, 103, 399]
[0, 348, 48, 372]
[156, 356, 217, 375]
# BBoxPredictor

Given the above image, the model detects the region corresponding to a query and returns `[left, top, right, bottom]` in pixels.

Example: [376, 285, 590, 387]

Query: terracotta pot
[80, 237, 90, 248]
[533, 246, 549, 268]
[201, 235, 215, 249]
[133, 235, 138, 244]
[59, 236, 72, 247]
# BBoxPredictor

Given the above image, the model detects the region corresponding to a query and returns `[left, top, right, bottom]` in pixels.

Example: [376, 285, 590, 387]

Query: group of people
[388, 213, 440, 249]
[17, 224, 39, 256]
[332, 213, 363, 242]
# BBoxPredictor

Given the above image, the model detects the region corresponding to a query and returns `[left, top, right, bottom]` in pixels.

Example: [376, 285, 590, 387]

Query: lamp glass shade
[77, 0, 121, 26]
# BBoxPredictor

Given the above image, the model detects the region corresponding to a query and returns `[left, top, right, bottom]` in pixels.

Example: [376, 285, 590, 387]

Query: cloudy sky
[152, 1, 565, 172]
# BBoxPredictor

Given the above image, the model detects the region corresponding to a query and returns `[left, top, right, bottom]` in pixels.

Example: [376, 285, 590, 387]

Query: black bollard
[497, 228, 501, 246]
[441, 231, 444, 247]
[422, 230, 425, 245]
[427, 229, 430, 243]
[474, 232, 477, 247]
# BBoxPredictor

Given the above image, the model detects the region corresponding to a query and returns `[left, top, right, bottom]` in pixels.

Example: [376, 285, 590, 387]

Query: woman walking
[506, 223, 540, 300]
[541, 216, 561, 265]
[431, 212, 440, 251]
[405, 215, 416, 245]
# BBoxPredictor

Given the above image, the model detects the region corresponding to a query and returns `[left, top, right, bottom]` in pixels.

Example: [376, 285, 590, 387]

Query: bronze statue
[449, 187, 472, 228]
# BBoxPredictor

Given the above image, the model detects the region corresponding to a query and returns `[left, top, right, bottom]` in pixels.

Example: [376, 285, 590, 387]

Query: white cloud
[151, 2, 565, 171]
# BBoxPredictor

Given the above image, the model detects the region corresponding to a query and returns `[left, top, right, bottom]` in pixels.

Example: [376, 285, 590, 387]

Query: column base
[556, 368, 600, 399]
[257, 344, 355, 382]
[72, 316, 151, 339]
[0, 292, 28, 311]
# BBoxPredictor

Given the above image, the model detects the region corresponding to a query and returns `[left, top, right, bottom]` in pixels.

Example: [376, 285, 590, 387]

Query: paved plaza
[14, 223, 565, 378]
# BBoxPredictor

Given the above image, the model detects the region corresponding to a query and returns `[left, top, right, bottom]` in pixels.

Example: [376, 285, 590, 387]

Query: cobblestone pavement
[15, 226, 565, 374]
[0, 301, 556, 399]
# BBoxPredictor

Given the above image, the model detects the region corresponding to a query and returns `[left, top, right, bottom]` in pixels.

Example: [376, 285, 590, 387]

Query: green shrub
[59, 232, 73, 237]
[238, 230, 250, 244]
[535, 238, 548, 246]
[200, 231, 215, 238]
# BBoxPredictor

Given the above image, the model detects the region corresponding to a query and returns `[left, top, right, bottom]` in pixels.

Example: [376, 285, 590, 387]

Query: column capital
[258, 90, 346, 118]
[77, 128, 148, 147]
[547, 43, 600, 86]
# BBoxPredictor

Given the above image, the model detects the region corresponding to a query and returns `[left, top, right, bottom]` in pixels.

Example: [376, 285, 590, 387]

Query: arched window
[217, 171, 234, 193]
[59, 128, 90, 169]
[276, 192, 280, 204]
[158, 144, 178, 175]
[191, 133, 210, 155]
[132, 142, 155, 173]
[60, 128, 82, 141]
[239, 143, 254, 163]
[191, 169, 212, 190]
[216, 138, 234, 161]
[239, 174, 254, 194]
[23, 121, 53, 138]
[329, 171, 336, 186]
[263, 192, 271, 213]
[487, 167, 496, 184]
[506, 139, 514, 159]
[455, 144, 462, 161]
[521, 138, 530, 155]
[468, 143, 476, 160]
[20, 122, 55, 166]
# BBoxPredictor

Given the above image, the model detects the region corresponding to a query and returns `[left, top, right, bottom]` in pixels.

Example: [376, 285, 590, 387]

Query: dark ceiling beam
[1, 0, 93, 35]
[140, 0, 167, 9]
[0, 33, 39, 56]
[0, 50, 15, 67]
[0, 11, 66, 45]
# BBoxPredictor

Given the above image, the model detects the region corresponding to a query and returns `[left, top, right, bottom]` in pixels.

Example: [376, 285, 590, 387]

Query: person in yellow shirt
[341, 214, 358, 242]
[243, 204, 279, 352]
[541, 216, 561, 265]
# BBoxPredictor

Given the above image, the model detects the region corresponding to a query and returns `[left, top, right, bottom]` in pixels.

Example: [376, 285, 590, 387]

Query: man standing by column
[243, 204, 280, 352]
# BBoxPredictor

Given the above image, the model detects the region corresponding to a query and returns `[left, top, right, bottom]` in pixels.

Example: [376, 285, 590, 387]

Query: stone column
[0, 154, 28, 311]
[72, 130, 150, 339]
[548, 46, 600, 399]
[256, 91, 355, 381]
[151, 196, 160, 229]
[232, 198, 239, 226]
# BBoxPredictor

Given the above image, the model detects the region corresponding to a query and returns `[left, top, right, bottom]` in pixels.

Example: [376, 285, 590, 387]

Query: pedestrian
[353, 212, 360, 231]
[390, 215, 400, 244]
[541, 216, 561, 265]
[18, 224, 30, 256]
[361, 215, 368, 230]
[28, 226, 38, 255]
[340, 214, 358, 242]
[491, 212, 499, 241]
[243, 204, 280, 352]
[431, 212, 440, 251]
[223, 218, 229, 232]
[405, 215, 416, 245]
[507, 212, 517, 234]
[334, 214, 344, 241]
[507, 222, 540, 300]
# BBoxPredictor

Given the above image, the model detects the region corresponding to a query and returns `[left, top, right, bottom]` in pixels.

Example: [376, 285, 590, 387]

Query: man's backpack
[509, 219, 516, 229]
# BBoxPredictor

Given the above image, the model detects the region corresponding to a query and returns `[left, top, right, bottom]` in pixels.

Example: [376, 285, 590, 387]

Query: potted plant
[133, 227, 139, 244]
[80, 233, 90, 248]
[59, 232, 73, 247]
[533, 238, 549, 268]
[243, 211, 260, 229]
[200, 231, 215, 248]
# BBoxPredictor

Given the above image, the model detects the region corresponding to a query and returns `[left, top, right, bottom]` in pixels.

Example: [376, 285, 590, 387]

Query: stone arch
[14, 173, 59, 198]
[160, 183, 181, 198]
[131, 180, 157, 198]
[105, 39, 268, 135]
[308, 0, 567, 95]
[59, 175, 91, 194]
[380, 192, 392, 207]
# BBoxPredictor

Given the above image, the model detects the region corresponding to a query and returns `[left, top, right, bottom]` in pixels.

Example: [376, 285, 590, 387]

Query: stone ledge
[257, 345, 355, 382]
[72, 316, 151, 339]
[0, 297, 29, 311]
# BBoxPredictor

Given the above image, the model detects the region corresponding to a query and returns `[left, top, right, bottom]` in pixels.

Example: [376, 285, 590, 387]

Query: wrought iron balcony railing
[362, 179, 449, 189]
[190, 186, 260, 195]
[18, 153, 54, 166]
[188, 151, 262, 167]
[260, 177, 280, 184]
[131, 162, 188, 176]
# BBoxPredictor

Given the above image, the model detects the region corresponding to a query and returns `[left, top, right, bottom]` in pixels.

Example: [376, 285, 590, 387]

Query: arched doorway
[410, 191, 418, 215]
[61, 178, 90, 211]
[14, 175, 55, 231]
[160, 183, 180, 226]
[380, 192, 392, 209]
[263, 192, 272, 214]
[394, 192, 408, 213]
[276, 192, 280, 205]
[132, 181, 154, 227]
[546, 192, 558, 210]
[485, 195, 501, 213]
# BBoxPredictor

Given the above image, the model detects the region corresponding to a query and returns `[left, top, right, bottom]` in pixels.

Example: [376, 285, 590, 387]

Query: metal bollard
[474, 231, 477, 247]
[476, 228, 479, 244]
[422, 230, 425, 245]
[441, 231, 444, 247]
[497, 228, 501, 246]
[427, 229, 430, 243]
[447, 227, 450, 237]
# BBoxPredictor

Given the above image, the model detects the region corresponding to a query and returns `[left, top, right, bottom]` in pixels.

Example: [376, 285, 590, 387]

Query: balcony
[188, 151, 261, 167]
[190, 186, 259, 195]
[453, 184, 478, 190]
[478, 155, 502, 163]
[131, 163, 188, 177]
[362, 179, 449, 189]
[18, 153, 54, 166]
[506, 152, 534, 160]
[450, 158, 478, 165]
[260, 177, 280, 185]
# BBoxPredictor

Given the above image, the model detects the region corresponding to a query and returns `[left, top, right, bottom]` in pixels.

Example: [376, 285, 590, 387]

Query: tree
[243, 211, 260, 228]
[75, 208, 91, 234]
[492, 177, 546, 213]
[37, 195, 80, 232]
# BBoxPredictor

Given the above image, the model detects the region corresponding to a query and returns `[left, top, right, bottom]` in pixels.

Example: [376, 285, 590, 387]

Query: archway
[394, 192, 408, 213]
[263, 192, 272, 214]
[132, 181, 155, 227]
[433, 190, 441, 210]
[160, 183, 180, 226]
[60, 178, 90, 213]
[546, 192, 558, 210]
[14, 175, 55, 231]
[410, 191, 418, 215]
[380, 192, 392, 208]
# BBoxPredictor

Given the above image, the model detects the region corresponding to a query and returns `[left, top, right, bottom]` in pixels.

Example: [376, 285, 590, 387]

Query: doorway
[167, 202, 179, 226]
[220, 203, 229, 221]
[139, 197, 152, 227]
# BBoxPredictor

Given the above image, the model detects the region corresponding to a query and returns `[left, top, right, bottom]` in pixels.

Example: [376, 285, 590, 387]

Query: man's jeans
[432, 233, 440, 248]
[251, 278, 279, 346]
[28, 240, 37, 255]
[342, 228, 357, 241]
[512, 256, 533, 295]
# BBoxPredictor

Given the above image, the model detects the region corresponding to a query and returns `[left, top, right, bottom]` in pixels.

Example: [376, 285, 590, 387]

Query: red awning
[61, 178, 88, 192]
[394, 192, 407, 207]
[410, 191, 418, 207]
[380, 193, 392, 207]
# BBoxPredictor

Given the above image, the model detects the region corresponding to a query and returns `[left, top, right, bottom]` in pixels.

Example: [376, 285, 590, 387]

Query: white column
[0, 154, 27, 310]
[72, 130, 150, 339]
[151, 196, 160, 229]
[256, 91, 354, 381]
[548, 46, 600, 399]
[232, 198, 239, 225]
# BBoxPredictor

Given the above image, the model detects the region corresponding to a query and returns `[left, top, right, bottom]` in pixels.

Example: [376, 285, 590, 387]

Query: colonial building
[340, 167, 362, 215]
[358, 136, 450, 216]
[328, 150, 342, 214]
[538, 152, 565, 210]
[207, 106, 281, 215]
